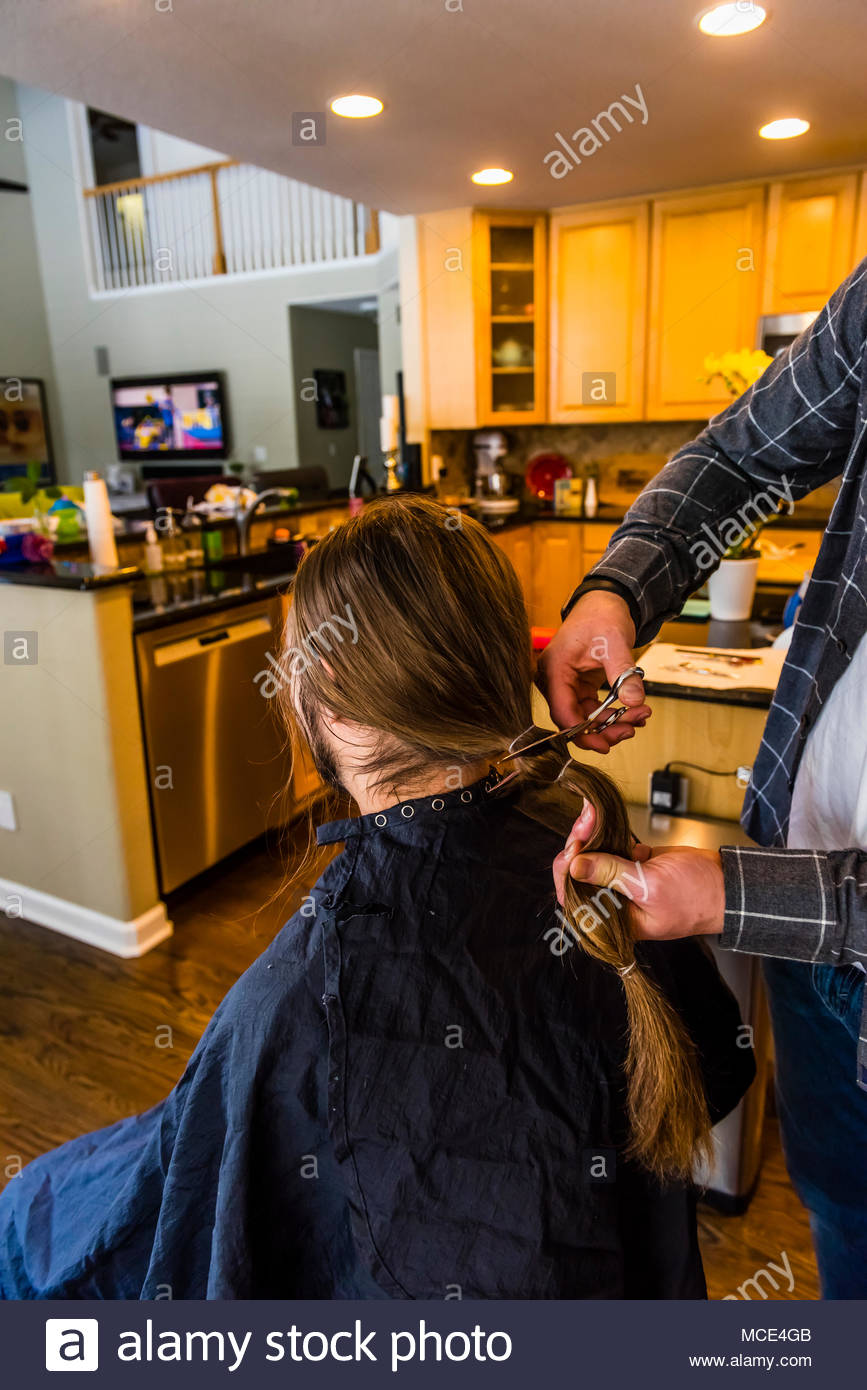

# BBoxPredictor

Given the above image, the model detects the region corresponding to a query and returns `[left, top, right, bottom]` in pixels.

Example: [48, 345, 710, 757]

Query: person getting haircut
[0, 496, 753, 1300]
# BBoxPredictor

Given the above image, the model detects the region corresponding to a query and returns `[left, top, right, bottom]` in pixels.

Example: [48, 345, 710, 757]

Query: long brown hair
[281, 495, 711, 1181]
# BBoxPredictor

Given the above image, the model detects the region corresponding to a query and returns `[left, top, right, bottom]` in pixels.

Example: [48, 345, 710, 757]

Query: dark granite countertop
[481, 500, 830, 533]
[131, 559, 297, 632]
[0, 559, 142, 590]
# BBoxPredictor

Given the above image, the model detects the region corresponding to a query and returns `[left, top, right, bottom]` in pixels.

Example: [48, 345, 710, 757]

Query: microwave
[756, 311, 818, 358]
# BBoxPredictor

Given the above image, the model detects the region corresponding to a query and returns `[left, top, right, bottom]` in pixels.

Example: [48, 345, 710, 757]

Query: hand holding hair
[538, 765, 717, 1180]
[553, 823, 726, 942]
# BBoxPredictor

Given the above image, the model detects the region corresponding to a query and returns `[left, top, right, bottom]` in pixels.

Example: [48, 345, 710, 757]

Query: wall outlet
[0, 791, 17, 832]
[252, 445, 268, 464]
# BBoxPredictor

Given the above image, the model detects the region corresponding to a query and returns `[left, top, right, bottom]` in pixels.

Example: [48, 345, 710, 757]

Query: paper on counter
[638, 642, 786, 692]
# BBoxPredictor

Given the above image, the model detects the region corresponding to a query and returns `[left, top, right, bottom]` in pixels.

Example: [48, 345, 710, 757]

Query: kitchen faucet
[236, 487, 297, 556]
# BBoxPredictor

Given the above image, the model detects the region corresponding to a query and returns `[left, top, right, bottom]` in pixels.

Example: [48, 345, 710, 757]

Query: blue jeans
[763, 958, 867, 1299]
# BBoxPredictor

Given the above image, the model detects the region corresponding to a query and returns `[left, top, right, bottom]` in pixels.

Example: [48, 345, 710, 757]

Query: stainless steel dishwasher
[135, 597, 290, 893]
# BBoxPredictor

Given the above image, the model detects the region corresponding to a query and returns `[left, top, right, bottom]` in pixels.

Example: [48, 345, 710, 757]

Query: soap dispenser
[143, 522, 163, 574]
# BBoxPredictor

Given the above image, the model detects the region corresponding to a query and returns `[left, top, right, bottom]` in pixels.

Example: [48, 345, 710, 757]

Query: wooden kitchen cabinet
[762, 174, 858, 314]
[646, 186, 765, 420]
[756, 527, 822, 585]
[410, 207, 478, 430]
[490, 523, 534, 608]
[855, 171, 867, 261]
[575, 694, 768, 821]
[549, 202, 649, 422]
[581, 522, 619, 569]
[530, 523, 585, 627]
[473, 210, 548, 425]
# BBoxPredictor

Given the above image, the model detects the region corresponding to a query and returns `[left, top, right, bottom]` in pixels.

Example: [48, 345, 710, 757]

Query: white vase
[707, 556, 760, 622]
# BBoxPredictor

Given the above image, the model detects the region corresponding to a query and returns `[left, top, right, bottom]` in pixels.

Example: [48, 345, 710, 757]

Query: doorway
[288, 296, 382, 489]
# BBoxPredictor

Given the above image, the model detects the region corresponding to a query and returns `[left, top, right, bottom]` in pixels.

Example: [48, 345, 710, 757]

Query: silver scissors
[497, 664, 645, 783]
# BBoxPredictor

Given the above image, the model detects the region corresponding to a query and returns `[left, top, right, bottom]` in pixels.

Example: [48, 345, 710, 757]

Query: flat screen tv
[110, 372, 229, 461]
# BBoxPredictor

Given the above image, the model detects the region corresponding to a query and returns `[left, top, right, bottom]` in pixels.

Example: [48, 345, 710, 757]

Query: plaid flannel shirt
[567, 258, 867, 1088]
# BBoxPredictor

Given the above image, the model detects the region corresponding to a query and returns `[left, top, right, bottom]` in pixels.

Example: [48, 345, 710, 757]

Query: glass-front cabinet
[473, 211, 548, 424]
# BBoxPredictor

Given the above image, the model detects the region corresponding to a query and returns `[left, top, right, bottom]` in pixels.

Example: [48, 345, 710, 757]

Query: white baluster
[95, 193, 113, 289]
[217, 165, 231, 275]
[289, 179, 302, 264]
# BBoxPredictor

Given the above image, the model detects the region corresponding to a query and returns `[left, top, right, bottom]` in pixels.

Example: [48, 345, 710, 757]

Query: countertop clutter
[0, 494, 820, 651]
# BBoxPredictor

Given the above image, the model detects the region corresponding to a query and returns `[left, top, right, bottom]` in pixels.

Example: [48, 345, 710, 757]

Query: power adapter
[649, 768, 689, 814]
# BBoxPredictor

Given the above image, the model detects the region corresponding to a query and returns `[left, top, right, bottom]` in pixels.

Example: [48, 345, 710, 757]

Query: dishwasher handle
[151, 613, 274, 668]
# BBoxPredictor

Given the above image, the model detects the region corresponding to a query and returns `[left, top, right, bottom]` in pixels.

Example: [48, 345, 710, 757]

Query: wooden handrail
[83, 159, 239, 198]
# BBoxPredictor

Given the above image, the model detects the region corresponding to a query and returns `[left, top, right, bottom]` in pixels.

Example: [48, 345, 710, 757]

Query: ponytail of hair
[516, 753, 713, 1184]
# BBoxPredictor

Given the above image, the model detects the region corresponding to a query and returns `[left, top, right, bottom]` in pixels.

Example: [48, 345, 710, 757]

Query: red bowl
[525, 451, 573, 500]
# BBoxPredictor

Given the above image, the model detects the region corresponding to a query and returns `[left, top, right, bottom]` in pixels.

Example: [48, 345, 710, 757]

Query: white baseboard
[0, 876, 173, 957]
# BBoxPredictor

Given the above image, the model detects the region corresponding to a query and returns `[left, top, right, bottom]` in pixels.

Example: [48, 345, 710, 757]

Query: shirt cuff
[719, 844, 836, 961]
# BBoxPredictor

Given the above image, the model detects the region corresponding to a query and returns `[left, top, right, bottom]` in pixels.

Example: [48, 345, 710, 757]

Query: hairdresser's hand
[537, 590, 651, 753]
[552, 808, 725, 940]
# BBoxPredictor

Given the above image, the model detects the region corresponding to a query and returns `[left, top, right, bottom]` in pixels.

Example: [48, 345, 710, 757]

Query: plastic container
[202, 522, 224, 563]
[143, 522, 164, 575]
[182, 496, 204, 568]
[83, 471, 119, 570]
[707, 556, 760, 621]
[160, 509, 187, 571]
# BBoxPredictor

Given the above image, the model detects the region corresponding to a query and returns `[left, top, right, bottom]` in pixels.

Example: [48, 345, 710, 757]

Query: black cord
[664, 760, 739, 778]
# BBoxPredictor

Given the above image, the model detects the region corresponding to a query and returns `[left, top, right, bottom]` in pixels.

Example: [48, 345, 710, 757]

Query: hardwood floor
[699, 1127, 819, 1301]
[0, 827, 818, 1300]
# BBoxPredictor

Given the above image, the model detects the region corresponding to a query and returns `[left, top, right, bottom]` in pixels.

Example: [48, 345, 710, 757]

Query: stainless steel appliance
[136, 597, 290, 892]
[472, 428, 509, 491]
[757, 311, 818, 358]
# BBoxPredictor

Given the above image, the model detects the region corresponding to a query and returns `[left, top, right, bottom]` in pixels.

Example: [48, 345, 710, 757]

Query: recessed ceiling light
[330, 95, 384, 119]
[471, 167, 514, 186]
[759, 117, 810, 140]
[697, 2, 767, 35]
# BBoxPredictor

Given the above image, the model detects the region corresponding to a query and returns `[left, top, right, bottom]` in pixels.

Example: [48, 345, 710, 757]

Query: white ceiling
[2, 0, 865, 214]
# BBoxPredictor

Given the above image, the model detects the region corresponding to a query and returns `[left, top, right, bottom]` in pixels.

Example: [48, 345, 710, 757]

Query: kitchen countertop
[0, 545, 298, 623]
[0, 558, 142, 590]
[483, 499, 830, 532]
[131, 558, 297, 632]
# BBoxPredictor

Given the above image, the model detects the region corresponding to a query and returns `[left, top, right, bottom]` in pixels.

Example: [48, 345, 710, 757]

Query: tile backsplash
[429, 419, 838, 516]
[429, 420, 699, 502]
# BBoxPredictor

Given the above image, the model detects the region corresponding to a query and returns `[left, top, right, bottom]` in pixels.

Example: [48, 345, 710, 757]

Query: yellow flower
[699, 348, 774, 397]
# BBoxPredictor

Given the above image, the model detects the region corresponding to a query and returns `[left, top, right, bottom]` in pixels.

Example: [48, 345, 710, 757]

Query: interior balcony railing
[82, 159, 381, 291]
